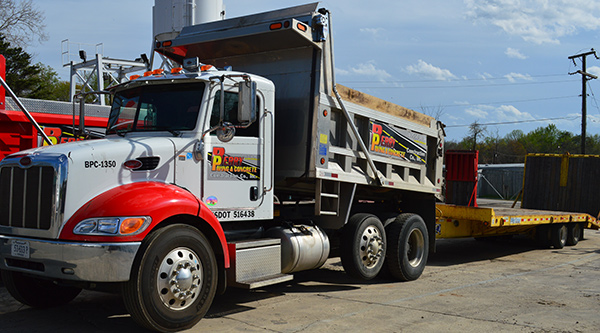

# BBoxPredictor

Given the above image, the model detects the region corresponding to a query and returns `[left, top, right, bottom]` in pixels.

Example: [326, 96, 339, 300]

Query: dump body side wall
[158, 3, 442, 194]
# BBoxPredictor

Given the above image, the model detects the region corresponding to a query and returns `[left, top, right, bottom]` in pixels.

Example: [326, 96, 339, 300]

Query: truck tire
[122, 224, 218, 332]
[340, 213, 386, 280]
[0, 269, 81, 308]
[535, 225, 550, 248]
[550, 224, 567, 249]
[384, 213, 429, 281]
[566, 223, 582, 246]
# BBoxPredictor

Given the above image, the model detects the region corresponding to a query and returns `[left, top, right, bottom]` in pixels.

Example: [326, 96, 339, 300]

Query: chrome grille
[0, 166, 55, 230]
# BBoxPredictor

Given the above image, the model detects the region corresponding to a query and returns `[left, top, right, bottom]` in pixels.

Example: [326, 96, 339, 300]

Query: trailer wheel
[122, 224, 218, 332]
[0, 269, 81, 308]
[550, 224, 568, 249]
[566, 223, 582, 246]
[535, 225, 550, 248]
[340, 213, 386, 280]
[384, 213, 429, 281]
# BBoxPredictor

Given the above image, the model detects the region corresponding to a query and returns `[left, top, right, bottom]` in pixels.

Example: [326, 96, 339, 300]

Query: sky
[25, 0, 600, 141]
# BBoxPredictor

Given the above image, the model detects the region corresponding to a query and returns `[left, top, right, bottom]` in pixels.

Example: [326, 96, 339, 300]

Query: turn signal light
[73, 216, 151, 236]
[120, 218, 146, 234]
[130, 74, 141, 80]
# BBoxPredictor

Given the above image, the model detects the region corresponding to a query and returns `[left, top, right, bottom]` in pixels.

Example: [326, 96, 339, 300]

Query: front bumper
[0, 235, 141, 282]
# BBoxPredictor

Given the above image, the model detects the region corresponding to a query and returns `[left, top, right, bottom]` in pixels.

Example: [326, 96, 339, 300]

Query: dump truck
[0, 3, 444, 331]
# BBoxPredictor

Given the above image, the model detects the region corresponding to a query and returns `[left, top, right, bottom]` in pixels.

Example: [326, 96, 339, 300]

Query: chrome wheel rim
[157, 247, 202, 310]
[359, 225, 384, 269]
[407, 228, 425, 268]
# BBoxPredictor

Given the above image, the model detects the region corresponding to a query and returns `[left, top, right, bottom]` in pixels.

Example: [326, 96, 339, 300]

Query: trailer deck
[435, 198, 600, 239]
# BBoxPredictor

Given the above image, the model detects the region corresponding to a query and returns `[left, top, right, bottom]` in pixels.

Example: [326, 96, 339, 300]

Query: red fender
[61, 181, 229, 267]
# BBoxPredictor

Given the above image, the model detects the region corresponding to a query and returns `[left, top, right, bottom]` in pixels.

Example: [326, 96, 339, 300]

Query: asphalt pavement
[1, 230, 600, 332]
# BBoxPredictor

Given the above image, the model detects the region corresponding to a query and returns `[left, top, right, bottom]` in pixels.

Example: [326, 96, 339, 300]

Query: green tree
[444, 124, 600, 164]
[1, 34, 68, 101]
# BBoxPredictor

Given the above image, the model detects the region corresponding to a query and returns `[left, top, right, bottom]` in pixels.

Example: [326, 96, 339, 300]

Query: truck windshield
[107, 82, 205, 135]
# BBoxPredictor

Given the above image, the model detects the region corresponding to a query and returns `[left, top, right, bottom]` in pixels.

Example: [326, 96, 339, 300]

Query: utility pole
[569, 49, 598, 154]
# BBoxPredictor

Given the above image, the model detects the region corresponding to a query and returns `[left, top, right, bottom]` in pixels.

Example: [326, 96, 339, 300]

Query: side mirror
[238, 80, 256, 123]
[216, 122, 236, 142]
[193, 139, 204, 161]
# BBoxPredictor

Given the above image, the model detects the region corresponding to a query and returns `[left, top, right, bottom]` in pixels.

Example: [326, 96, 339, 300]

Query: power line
[409, 95, 578, 110]
[346, 79, 578, 90]
[587, 80, 600, 116]
[568, 48, 599, 154]
[341, 73, 568, 84]
[445, 115, 580, 128]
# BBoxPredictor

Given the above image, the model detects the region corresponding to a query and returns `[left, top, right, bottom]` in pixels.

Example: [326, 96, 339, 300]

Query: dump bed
[156, 2, 444, 198]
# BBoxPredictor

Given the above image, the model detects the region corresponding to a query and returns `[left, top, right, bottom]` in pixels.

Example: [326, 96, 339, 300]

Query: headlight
[74, 216, 151, 236]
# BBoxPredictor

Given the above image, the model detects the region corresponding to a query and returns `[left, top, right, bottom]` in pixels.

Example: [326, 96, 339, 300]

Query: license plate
[11, 240, 30, 259]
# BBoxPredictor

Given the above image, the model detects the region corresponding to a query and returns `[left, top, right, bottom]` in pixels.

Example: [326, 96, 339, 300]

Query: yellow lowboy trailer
[435, 199, 600, 249]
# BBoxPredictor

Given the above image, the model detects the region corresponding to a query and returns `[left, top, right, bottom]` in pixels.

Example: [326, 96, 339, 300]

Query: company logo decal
[369, 121, 427, 165]
[41, 126, 84, 145]
[208, 147, 260, 181]
[206, 196, 218, 206]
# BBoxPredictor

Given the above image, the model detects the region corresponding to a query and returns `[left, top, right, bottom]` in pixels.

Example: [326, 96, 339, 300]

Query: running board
[227, 239, 293, 289]
[233, 273, 293, 289]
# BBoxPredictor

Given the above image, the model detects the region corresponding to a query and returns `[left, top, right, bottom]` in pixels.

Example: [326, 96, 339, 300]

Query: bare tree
[0, 0, 47, 47]
[469, 120, 486, 151]
[419, 104, 446, 120]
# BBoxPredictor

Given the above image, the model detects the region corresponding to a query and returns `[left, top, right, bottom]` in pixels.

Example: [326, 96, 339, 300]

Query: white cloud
[341, 61, 392, 81]
[465, 107, 489, 117]
[505, 47, 527, 59]
[360, 27, 385, 37]
[465, 0, 600, 44]
[404, 60, 457, 81]
[495, 105, 534, 121]
[335, 67, 350, 75]
[587, 66, 600, 78]
[454, 100, 471, 105]
[504, 72, 533, 83]
[476, 73, 493, 80]
[463, 104, 533, 122]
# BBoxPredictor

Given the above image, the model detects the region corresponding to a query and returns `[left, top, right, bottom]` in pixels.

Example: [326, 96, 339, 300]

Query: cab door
[201, 87, 269, 221]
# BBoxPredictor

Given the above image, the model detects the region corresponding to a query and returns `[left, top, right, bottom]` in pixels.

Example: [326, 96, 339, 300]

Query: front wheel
[384, 213, 429, 281]
[122, 224, 218, 332]
[0, 270, 81, 308]
[340, 213, 386, 280]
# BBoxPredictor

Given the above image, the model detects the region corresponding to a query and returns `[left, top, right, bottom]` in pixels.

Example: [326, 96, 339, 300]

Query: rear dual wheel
[566, 223, 583, 246]
[384, 214, 429, 281]
[550, 224, 568, 249]
[340, 214, 386, 280]
[536, 223, 580, 249]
